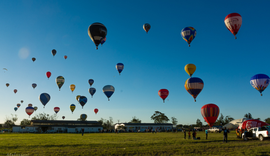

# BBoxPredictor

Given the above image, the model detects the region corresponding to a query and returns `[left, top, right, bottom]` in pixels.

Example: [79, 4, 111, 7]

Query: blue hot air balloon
[14, 107, 18, 111]
[88, 79, 94, 87]
[184, 77, 204, 102]
[80, 114, 87, 121]
[32, 83, 37, 89]
[116, 63, 124, 75]
[39, 93, 51, 108]
[103, 85, 115, 101]
[79, 96, 87, 108]
[250, 74, 270, 96]
[181, 27, 196, 47]
[89, 87, 96, 98]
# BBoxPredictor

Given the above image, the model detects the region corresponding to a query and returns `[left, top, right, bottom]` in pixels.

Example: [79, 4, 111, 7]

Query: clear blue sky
[0, 0, 270, 125]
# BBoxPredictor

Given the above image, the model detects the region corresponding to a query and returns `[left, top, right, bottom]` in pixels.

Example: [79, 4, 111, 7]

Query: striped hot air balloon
[70, 104, 76, 114]
[80, 114, 87, 121]
[103, 85, 115, 101]
[54, 107, 60, 114]
[89, 87, 96, 98]
[201, 104, 220, 127]
[184, 77, 204, 102]
[250, 74, 270, 96]
[25, 106, 35, 117]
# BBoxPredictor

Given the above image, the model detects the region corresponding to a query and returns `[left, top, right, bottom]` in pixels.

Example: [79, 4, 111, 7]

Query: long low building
[13, 120, 103, 133]
[114, 123, 173, 132]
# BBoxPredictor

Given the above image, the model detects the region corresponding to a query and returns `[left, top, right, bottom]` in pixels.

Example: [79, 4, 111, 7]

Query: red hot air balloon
[94, 108, 98, 114]
[224, 13, 242, 39]
[201, 104, 220, 127]
[46, 71, 51, 79]
[64, 55, 67, 59]
[14, 89, 17, 94]
[54, 107, 60, 114]
[25, 106, 35, 117]
[158, 89, 169, 103]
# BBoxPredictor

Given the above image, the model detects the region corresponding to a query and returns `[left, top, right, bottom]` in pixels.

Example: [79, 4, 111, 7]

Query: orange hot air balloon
[94, 108, 98, 114]
[201, 103, 220, 127]
[14, 89, 17, 94]
[158, 89, 169, 103]
[64, 55, 67, 59]
[6, 83, 9, 87]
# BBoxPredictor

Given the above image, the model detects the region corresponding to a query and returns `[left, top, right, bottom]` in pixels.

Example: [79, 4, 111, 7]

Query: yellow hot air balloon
[185, 64, 196, 77]
[70, 104, 76, 114]
[76, 95, 80, 102]
[70, 84, 76, 93]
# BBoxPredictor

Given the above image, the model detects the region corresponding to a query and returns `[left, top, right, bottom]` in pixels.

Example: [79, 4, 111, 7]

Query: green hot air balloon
[80, 114, 87, 121]
[56, 76, 65, 91]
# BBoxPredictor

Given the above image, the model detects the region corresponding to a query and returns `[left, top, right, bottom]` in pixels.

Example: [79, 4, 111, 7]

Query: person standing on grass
[188, 130, 191, 139]
[184, 130, 186, 139]
[222, 127, 229, 143]
[205, 129, 208, 139]
[82, 128, 84, 136]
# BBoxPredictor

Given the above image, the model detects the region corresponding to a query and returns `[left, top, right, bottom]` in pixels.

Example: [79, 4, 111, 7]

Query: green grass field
[1, 132, 270, 156]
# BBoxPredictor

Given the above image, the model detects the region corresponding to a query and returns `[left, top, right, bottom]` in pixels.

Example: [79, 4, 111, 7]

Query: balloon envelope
[34, 106, 38, 111]
[46, 71, 51, 79]
[39, 93, 50, 108]
[184, 77, 204, 102]
[62, 116, 65, 119]
[76, 95, 80, 102]
[64, 55, 67, 59]
[79, 96, 87, 108]
[14, 89, 17, 94]
[6, 83, 9, 87]
[116, 63, 124, 75]
[103, 85, 115, 101]
[32, 83, 37, 89]
[239, 119, 269, 130]
[88, 79, 94, 86]
[17, 103, 21, 108]
[54, 107, 60, 114]
[21, 100, 23, 103]
[80, 114, 87, 121]
[185, 64, 196, 77]
[158, 89, 169, 103]
[88, 22, 107, 49]
[28, 104, 33, 107]
[52, 49, 57, 56]
[32, 57, 36, 62]
[181, 27, 196, 46]
[143, 23, 151, 33]
[56, 76, 65, 91]
[224, 13, 242, 39]
[89, 87, 96, 97]
[94, 108, 98, 114]
[25, 106, 35, 117]
[70, 104, 76, 113]
[14, 107, 18, 111]
[250, 74, 269, 96]
[201, 104, 220, 127]
[70, 84, 75, 92]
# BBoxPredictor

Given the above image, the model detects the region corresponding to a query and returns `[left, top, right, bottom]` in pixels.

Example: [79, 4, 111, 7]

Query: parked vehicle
[207, 127, 221, 133]
[242, 126, 270, 141]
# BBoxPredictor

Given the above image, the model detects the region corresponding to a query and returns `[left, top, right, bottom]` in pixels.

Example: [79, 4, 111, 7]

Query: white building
[114, 123, 173, 132]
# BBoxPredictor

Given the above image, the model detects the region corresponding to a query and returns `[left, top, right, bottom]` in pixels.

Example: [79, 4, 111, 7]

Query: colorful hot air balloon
[56, 76, 65, 91]
[250, 74, 270, 96]
[79, 96, 87, 108]
[158, 89, 169, 103]
[94, 108, 98, 114]
[62, 116, 65, 119]
[25, 106, 35, 117]
[181, 27, 196, 47]
[70, 84, 75, 93]
[89, 87, 96, 98]
[185, 64, 196, 77]
[116, 63, 124, 75]
[88, 22, 107, 49]
[14, 89, 17, 94]
[201, 104, 220, 127]
[32, 57, 36, 62]
[46, 71, 51, 79]
[76, 95, 80, 102]
[80, 114, 87, 121]
[14, 107, 18, 111]
[17, 103, 21, 108]
[34, 106, 38, 111]
[32, 83, 37, 89]
[143, 23, 151, 33]
[6, 83, 9, 87]
[52, 49, 57, 56]
[70, 104, 76, 113]
[39, 93, 50, 108]
[28, 104, 33, 107]
[64, 55, 67, 59]
[88, 79, 94, 87]
[224, 13, 242, 39]
[21, 100, 23, 103]
[103, 85, 115, 101]
[54, 107, 60, 114]
[184, 77, 204, 102]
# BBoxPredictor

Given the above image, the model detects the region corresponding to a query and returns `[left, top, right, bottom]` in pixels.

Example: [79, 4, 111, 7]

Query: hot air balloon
[54, 107, 60, 114]
[201, 104, 220, 127]
[3, 68, 7, 72]
[32, 83, 37, 89]
[21, 100, 23, 103]
[79, 96, 87, 108]
[89, 87, 96, 98]
[64, 55, 67, 59]
[14, 89, 17, 94]
[181, 27, 196, 47]
[143, 23, 151, 33]
[184, 77, 204, 102]
[185, 64, 196, 77]
[34, 106, 38, 111]
[103, 85, 115, 101]
[88, 22, 107, 49]
[28, 104, 33, 107]
[52, 49, 57, 56]
[14, 107, 18, 111]
[62, 116, 65, 119]
[6, 83, 9, 87]
[94, 108, 98, 114]
[80, 114, 87, 121]
[158, 89, 169, 103]
[70, 104, 76, 113]
[39, 93, 50, 108]
[70, 84, 75, 93]
[26, 106, 35, 117]
[46, 71, 51, 79]
[32, 57, 36, 62]
[56, 76, 65, 91]
[17, 103, 21, 108]
[76, 95, 80, 102]
[101, 37, 106, 45]
[224, 13, 242, 39]
[88, 79, 94, 87]
[116, 63, 124, 75]
[250, 74, 270, 96]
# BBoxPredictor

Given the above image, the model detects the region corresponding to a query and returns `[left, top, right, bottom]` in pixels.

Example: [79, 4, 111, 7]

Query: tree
[244, 113, 253, 119]
[31, 112, 58, 120]
[20, 119, 31, 126]
[4, 114, 18, 128]
[265, 118, 270, 124]
[150, 111, 169, 123]
[171, 117, 178, 126]
[215, 113, 224, 125]
[98, 117, 114, 130]
[129, 116, 141, 123]
[196, 119, 202, 127]
[224, 116, 234, 125]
